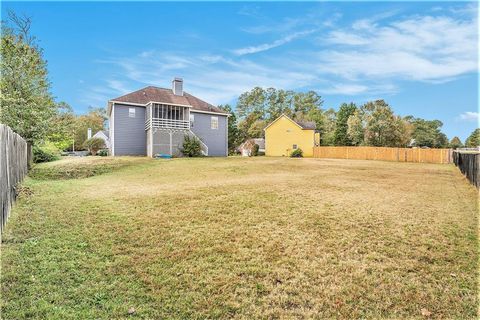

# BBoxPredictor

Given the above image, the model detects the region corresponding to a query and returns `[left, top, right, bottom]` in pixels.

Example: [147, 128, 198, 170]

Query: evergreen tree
[449, 136, 463, 149]
[218, 104, 241, 153]
[465, 128, 480, 147]
[333, 103, 357, 145]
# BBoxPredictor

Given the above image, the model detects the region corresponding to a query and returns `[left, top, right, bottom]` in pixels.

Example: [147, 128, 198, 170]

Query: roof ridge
[109, 84, 228, 115]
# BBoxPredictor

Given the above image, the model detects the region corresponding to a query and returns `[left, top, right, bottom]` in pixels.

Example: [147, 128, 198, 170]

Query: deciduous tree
[48, 102, 75, 150]
[73, 107, 106, 150]
[0, 12, 56, 146]
[319, 108, 336, 146]
[406, 117, 449, 148]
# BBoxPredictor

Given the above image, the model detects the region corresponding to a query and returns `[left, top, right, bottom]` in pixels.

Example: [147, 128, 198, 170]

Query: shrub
[83, 138, 105, 156]
[33, 141, 60, 163]
[252, 144, 260, 157]
[98, 149, 108, 157]
[290, 148, 303, 158]
[182, 135, 202, 157]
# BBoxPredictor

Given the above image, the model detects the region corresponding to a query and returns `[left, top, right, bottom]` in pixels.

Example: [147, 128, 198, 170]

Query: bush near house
[32, 141, 60, 163]
[252, 144, 260, 156]
[97, 149, 108, 157]
[182, 135, 202, 157]
[83, 137, 105, 156]
[290, 148, 303, 157]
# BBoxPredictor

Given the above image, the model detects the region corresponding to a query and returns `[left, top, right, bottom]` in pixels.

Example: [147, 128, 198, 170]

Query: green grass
[1, 157, 478, 319]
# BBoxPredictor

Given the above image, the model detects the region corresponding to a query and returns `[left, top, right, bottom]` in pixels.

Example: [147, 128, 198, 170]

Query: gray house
[107, 78, 229, 157]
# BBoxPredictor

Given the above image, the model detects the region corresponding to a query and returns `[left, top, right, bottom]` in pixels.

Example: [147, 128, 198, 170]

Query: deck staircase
[151, 128, 208, 156]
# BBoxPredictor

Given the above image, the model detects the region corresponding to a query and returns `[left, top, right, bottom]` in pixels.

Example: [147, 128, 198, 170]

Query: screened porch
[145, 103, 190, 130]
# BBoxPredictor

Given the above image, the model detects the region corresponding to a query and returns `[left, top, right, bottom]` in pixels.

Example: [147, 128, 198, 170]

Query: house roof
[110, 86, 227, 115]
[264, 114, 316, 131]
[93, 130, 109, 140]
[294, 120, 316, 130]
[237, 138, 265, 151]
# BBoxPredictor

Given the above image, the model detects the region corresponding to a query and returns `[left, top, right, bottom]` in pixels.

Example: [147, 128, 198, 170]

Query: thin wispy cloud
[233, 29, 316, 56]
[321, 15, 478, 82]
[458, 112, 479, 122]
[90, 3, 478, 105]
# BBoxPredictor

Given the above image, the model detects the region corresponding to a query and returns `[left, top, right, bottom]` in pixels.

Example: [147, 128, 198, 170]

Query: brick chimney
[172, 77, 183, 96]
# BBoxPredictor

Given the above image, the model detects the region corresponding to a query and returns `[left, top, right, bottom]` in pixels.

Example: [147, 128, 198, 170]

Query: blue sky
[1, 1, 478, 140]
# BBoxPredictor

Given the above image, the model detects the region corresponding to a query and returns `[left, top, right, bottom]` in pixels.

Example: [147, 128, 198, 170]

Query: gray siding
[113, 104, 146, 156]
[191, 112, 227, 156]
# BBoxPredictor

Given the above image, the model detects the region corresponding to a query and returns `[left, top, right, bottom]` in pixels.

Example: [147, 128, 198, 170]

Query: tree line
[219, 87, 478, 154]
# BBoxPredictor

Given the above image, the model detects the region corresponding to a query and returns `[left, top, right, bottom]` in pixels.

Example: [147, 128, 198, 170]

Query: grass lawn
[1, 156, 478, 319]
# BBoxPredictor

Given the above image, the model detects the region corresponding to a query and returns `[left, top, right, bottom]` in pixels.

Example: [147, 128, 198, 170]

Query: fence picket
[313, 146, 451, 164]
[453, 151, 479, 189]
[0, 124, 28, 236]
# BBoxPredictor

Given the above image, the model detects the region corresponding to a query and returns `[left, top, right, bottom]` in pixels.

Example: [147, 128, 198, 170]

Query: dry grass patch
[1, 157, 478, 319]
[29, 156, 152, 180]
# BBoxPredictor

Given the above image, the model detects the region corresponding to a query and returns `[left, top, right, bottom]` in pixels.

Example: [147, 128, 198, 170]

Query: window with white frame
[189, 113, 195, 127]
[293, 144, 298, 150]
[211, 116, 218, 129]
[128, 107, 136, 118]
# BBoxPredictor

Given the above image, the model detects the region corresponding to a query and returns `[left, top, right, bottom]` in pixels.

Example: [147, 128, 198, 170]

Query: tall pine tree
[333, 103, 357, 146]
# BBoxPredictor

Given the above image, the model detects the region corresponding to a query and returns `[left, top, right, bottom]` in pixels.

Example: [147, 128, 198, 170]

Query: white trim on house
[110, 100, 146, 106]
[190, 109, 230, 116]
[111, 102, 115, 156]
[108, 100, 231, 117]
[109, 100, 192, 109]
[148, 104, 153, 157]
[147, 101, 192, 108]
[92, 130, 111, 149]
[225, 114, 229, 156]
[92, 130, 109, 140]
[264, 114, 305, 131]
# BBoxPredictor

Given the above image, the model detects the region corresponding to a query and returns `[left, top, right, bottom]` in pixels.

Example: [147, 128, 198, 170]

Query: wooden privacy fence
[453, 151, 479, 188]
[0, 124, 28, 235]
[313, 146, 452, 164]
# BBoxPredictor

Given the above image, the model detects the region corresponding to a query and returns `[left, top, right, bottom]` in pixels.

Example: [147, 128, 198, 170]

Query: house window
[211, 116, 218, 129]
[189, 113, 195, 128]
[293, 144, 298, 150]
[128, 107, 136, 118]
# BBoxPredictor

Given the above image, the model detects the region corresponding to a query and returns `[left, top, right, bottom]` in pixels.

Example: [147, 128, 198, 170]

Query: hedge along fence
[453, 151, 479, 188]
[313, 146, 452, 164]
[0, 124, 28, 236]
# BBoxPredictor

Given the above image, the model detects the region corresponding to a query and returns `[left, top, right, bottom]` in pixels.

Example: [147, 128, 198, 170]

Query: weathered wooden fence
[313, 146, 452, 164]
[453, 151, 479, 188]
[0, 124, 28, 235]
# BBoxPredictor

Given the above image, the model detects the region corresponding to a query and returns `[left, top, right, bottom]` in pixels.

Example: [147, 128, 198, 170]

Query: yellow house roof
[264, 114, 316, 131]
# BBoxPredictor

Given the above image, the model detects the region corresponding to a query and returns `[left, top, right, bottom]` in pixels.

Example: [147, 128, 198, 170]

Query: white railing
[145, 118, 190, 130]
[189, 130, 208, 156]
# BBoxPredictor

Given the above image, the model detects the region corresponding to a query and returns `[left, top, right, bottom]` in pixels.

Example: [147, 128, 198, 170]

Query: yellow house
[264, 114, 320, 157]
